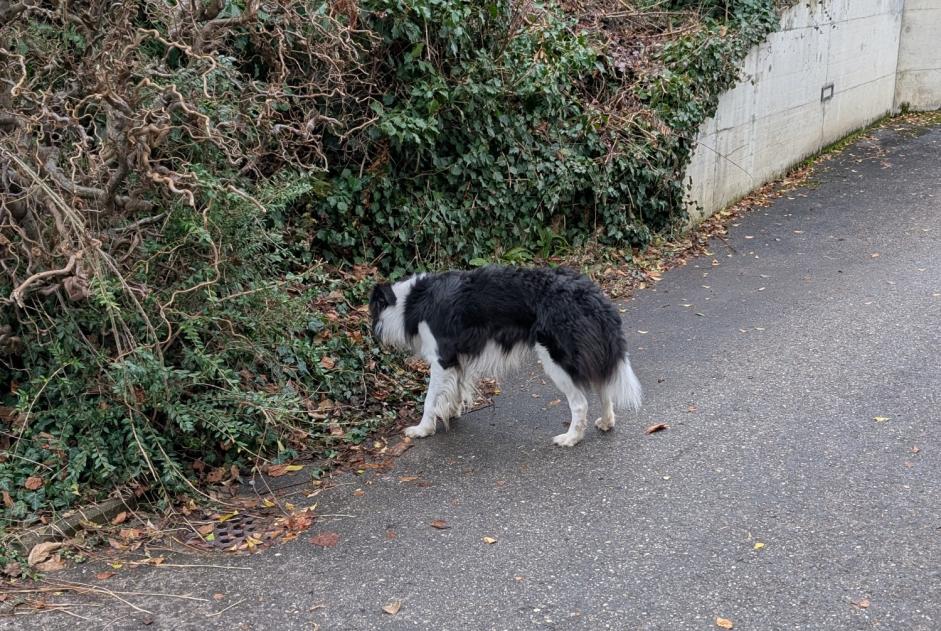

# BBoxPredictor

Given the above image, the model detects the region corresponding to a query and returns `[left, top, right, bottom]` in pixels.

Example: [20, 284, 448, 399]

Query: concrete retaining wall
[896, 0, 941, 111]
[685, 0, 940, 222]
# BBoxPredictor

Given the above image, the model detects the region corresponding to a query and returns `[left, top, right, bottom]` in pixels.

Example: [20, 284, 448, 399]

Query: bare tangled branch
[0, 0, 381, 323]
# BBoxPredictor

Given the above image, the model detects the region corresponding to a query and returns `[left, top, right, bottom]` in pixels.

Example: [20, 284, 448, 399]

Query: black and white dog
[369, 266, 642, 447]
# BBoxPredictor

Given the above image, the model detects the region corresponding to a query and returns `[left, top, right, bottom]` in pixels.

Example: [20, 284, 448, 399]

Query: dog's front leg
[405, 361, 462, 438]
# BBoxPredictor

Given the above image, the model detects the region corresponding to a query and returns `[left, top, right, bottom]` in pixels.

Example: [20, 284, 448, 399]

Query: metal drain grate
[190, 513, 285, 552]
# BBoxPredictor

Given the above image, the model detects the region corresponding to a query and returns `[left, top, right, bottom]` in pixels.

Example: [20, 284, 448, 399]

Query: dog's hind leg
[535, 345, 589, 447]
[595, 390, 615, 432]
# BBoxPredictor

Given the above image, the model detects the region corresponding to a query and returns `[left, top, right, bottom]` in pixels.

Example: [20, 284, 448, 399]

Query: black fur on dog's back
[401, 266, 627, 387]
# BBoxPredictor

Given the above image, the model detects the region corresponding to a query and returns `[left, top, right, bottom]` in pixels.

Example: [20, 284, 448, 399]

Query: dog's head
[369, 282, 399, 346]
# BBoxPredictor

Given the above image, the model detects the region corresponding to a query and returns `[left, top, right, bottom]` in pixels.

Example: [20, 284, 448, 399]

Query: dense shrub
[0, 0, 780, 535]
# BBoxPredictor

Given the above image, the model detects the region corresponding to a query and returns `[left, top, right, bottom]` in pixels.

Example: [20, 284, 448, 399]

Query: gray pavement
[8, 120, 941, 630]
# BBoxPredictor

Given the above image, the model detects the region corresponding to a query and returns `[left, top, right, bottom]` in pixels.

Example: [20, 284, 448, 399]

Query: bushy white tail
[602, 353, 642, 411]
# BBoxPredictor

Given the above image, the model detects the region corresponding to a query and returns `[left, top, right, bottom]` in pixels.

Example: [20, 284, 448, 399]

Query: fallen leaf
[35, 555, 67, 573]
[352, 488, 365, 497]
[196, 523, 215, 536]
[119, 528, 142, 540]
[2, 490, 12, 508]
[548, 399, 562, 406]
[320, 356, 336, 370]
[212, 593, 225, 601]
[645, 423, 669, 434]
[310, 532, 340, 548]
[95, 571, 116, 580]
[111, 511, 128, 525]
[24, 476, 43, 491]
[852, 597, 870, 609]
[873, 416, 890, 422]
[28, 542, 63, 567]
[482, 536, 497, 544]
[382, 600, 402, 616]
[687, 405, 698, 413]
[398, 475, 419, 483]
[386, 529, 397, 540]
[206, 467, 226, 483]
[754, 541, 765, 550]
[430, 519, 450, 530]
[268, 464, 304, 477]
[911, 446, 920, 454]
[716, 617, 734, 629]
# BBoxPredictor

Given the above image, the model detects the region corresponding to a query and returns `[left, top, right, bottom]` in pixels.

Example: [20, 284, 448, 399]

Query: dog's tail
[601, 353, 642, 411]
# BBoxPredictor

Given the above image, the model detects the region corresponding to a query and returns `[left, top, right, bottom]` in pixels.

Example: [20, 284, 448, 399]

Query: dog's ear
[370, 283, 396, 310]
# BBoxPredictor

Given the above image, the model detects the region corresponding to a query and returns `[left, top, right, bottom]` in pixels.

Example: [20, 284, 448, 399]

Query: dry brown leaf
[320, 356, 336, 370]
[309, 531, 340, 548]
[386, 529, 397, 540]
[206, 467, 226, 483]
[35, 555, 67, 573]
[398, 475, 419, 483]
[382, 600, 402, 616]
[28, 542, 62, 567]
[111, 511, 128, 525]
[212, 593, 225, 601]
[645, 423, 670, 434]
[2, 490, 12, 508]
[482, 536, 497, 544]
[430, 519, 449, 530]
[911, 446, 920, 454]
[268, 464, 303, 477]
[119, 528, 142, 540]
[24, 476, 43, 491]
[196, 523, 215, 535]
[852, 597, 870, 609]
[388, 439, 413, 457]
[352, 488, 365, 497]
[95, 571, 116, 580]
[716, 617, 734, 629]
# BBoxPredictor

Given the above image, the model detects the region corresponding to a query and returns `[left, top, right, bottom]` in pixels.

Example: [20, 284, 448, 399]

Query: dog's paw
[552, 432, 583, 448]
[594, 416, 615, 432]
[404, 424, 435, 439]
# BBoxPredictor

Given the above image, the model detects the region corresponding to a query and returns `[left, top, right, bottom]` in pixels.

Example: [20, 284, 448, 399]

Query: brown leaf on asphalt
[24, 476, 43, 490]
[95, 571, 116, 580]
[309, 532, 340, 548]
[28, 542, 62, 567]
[852, 597, 871, 609]
[196, 523, 215, 535]
[352, 488, 365, 497]
[267, 463, 304, 477]
[911, 446, 920, 454]
[645, 423, 669, 434]
[212, 593, 225, 601]
[388, 439, 413, 457]
[35, 555, 67, 573]
[715, 617, 734, 629]
[398, 475, 419, 483]
[430, 519, 449, 530]
[687, 405, 698, 413]
[482, 536, 497, 544]
[111, 511, 128, 525]
[382, 600, 402, 616]
[386, 529, 397, 540]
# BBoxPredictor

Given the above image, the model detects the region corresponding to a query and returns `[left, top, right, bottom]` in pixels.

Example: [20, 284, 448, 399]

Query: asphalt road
[8, 120, 940, 630]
